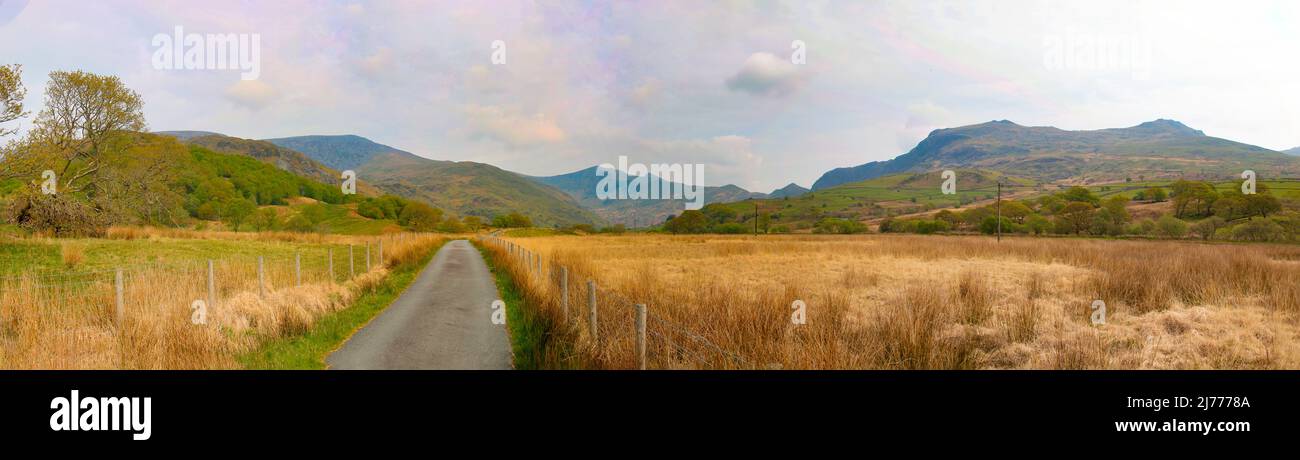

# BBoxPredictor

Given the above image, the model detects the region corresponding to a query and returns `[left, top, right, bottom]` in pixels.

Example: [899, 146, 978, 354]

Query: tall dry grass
[486, 234, 1300, 369]
[0, 232, 444, 369]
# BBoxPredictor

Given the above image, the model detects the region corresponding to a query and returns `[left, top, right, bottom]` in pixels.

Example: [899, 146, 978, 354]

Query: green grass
[501, 227, 571, 238]
[473, 240, 563, 369]
[0, 237, 351, 276]
[286, 201, 398, 235]
[237, 240, 445, 369]
[702, 169, 1036, 230]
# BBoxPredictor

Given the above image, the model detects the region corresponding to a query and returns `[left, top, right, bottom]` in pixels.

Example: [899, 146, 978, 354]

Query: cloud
[725, 52, 804, 97]
[224, 80, 277, 110]
[462, 104, 567, 147]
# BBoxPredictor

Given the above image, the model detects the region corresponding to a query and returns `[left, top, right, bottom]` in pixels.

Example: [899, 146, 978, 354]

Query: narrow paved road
[327, 239, 513, 370]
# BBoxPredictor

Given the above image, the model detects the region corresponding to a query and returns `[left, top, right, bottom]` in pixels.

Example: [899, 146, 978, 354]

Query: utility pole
[996, 180, 1002, 242]
[754, 202, 759, 235]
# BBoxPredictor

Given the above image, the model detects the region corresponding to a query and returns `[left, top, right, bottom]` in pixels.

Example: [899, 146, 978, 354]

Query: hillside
[812, 119, 1300, 190]
[155, 130, 223, 140]
[169, 133, 382, 196]
[269, 135, 599, 226]
[699, 169, 1035, 232]
[1286, 147, 1300, 156]
[530, 165, 766, 226]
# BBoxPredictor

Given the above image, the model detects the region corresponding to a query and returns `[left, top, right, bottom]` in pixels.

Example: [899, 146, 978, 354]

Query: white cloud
[725, 52, 805, 97]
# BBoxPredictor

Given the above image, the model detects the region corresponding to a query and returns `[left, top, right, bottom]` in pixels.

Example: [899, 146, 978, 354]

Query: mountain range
[160, 118, 1299, 229]
[812, 119, 1300, 190]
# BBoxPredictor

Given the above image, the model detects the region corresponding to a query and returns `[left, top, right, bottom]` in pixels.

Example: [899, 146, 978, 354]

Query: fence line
[478, 234, 754, 370]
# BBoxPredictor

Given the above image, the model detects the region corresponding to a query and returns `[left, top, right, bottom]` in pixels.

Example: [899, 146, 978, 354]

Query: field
[488, 233, 1300, 369]
[0, 228, 444, 369]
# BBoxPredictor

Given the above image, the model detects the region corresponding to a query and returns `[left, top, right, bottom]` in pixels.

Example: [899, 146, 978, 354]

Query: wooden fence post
[258, 256, 265, 298]
[328, 248, 334, 283]
[588, 280, 598, 342]
[366, 244, 371, 271]
[560, 267, 569, 325]
[349, 244, 355, 278]
[115, 268, 124, 326]
[636, 304, 647, 370]
[295, 252, 302, 287]
[378, 240, 384, 267]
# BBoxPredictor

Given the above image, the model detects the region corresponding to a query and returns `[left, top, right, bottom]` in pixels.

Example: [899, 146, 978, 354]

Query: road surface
[327, 239, 513, 370]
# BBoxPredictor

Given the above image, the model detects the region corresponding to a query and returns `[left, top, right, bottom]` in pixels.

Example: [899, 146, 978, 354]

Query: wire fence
[0, 233, 436, 369]
[480, 233, 755, 370]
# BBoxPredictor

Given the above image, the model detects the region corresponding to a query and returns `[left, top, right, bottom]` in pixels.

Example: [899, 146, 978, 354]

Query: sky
[1, 0, 1299, 193]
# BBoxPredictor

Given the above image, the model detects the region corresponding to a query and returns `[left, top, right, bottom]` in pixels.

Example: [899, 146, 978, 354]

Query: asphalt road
[326, 239, 513, 370]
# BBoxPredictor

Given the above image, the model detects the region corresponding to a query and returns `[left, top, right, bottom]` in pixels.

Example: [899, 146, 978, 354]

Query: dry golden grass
[0, 231, 444, 369]
[489, 233, 1300, 369]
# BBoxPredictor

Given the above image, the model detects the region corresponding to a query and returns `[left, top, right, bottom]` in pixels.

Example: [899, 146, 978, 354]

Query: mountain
[768, 183, 809, 198]
[268, 135, 599, 226]
[530, 166, 765, 226]
[812, 119, 1300, 190]
[263, 134, 424, 172]
[1285, 147, 1300, 156]
[171, 134, 381, 196]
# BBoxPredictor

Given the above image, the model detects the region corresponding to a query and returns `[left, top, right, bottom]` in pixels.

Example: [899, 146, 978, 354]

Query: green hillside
[692, 169, 1035, 232]
[268, 135, 601, 227]
[813, 119, 1300, 190]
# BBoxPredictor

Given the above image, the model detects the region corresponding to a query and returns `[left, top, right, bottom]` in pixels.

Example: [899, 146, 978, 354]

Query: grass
[0, 229, 444, 369]
[238, 239, 445, 369]
[474, 241, 561, 370]
[491, 233, 1300, 370]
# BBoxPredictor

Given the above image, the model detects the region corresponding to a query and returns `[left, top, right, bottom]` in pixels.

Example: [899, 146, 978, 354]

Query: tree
[437, 216, 467, 233]
[1155, 214, 1189, 239]
[0, 64, 26, 139]
[664, 210, 708, 234]
[27, 71, 146, 195]
[462, 215, 483, 231]
[222, 198, 256, 231]
[1025, 214, 1051, 235]
[1055, 202, 1095, 235]
[1245, 193, 1281, 219]
[1191, 216, 1226, 240]
[1001, 201, 1032, 224]
[1059, 187, 1099, 206]
[252, 207, 279, 232]
[491, 212, 532, 228]
[398, 201, 442, 231]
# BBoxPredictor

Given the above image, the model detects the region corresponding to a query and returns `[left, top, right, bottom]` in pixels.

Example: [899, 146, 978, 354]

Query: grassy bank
[473, 240, 567, 369]
[239, 239, 446, 369]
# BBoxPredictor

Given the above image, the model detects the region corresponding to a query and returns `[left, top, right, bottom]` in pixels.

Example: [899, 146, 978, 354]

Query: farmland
[0, 228, 444, 369]
[488, 233, 1300, 370]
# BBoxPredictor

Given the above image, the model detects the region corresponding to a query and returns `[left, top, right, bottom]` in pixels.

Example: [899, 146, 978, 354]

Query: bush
[813, 218, 867, 234]
[1155, 214, 1188, 239]
[6, 192, 109, 237]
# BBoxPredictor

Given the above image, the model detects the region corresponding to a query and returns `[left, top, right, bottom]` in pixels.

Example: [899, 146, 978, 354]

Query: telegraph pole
[754, 202, 759, 235]
[996, 180, 1002, 242]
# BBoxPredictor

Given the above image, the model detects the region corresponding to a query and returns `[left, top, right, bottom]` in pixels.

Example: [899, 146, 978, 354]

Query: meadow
[0, 227, 444, 369]
[488, 233, 1300, 370]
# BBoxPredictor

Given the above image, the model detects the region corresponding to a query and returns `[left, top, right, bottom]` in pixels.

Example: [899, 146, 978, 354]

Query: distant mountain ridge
[768, 183, 809, 198]
[812, 119, 1300, 190]
[530, 165, 766, 226]
[1285, 147, 1300, 156]
[267, 135, 600, 226]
